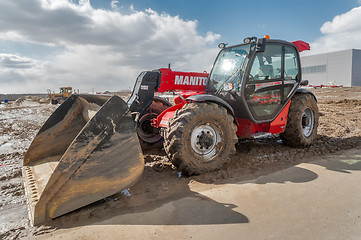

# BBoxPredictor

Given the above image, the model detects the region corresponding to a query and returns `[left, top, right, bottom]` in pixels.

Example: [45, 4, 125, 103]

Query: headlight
[223, 83, 233, 91]
[218, 43, 227, 49]
[243, 37, 251, 44]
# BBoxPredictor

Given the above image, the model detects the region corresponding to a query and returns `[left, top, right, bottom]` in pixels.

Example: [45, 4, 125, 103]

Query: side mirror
[300, 80, 309, 86]
[256, 38, 266, 52]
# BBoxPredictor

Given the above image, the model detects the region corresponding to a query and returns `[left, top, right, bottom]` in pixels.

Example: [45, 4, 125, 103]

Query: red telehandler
[23, 36, 317, 224]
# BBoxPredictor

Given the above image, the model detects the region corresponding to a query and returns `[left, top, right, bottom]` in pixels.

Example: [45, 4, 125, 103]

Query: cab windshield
[209, 44, 250, 91]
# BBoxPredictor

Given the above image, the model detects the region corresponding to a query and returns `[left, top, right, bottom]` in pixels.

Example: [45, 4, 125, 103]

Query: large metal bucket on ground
[23, 94, 144, 225]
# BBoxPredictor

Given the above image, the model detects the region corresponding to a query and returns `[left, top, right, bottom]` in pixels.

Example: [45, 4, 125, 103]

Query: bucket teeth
[23, 167, 39, 224]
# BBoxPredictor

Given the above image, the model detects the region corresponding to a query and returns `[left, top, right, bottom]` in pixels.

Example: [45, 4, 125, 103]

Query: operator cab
[208, 36, 301, 123]
[60, 87, 73, 93]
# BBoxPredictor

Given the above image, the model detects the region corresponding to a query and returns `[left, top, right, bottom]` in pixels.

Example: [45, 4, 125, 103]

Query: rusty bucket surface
[23, 94, 144, 225]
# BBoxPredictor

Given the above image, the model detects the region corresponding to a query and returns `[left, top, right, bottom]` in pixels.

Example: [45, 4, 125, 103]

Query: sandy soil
[0, 87, 361, 239]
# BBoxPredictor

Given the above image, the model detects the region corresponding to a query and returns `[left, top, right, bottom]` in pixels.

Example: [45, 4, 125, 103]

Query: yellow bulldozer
[23, 36, 317, 225]
[48, 87, 73, 104]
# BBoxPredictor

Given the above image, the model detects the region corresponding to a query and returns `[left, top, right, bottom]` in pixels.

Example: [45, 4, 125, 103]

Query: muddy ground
[0, 87, 360, 239]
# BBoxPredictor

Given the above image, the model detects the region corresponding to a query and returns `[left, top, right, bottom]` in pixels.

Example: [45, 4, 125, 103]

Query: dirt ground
[0, 87, 361, 239]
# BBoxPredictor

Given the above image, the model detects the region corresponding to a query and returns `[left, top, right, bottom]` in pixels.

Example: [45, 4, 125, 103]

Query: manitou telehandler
[23, 36, 318, 224]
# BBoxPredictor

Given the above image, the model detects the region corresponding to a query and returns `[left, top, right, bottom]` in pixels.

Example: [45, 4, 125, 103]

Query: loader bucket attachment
[23, 94, 144, 225]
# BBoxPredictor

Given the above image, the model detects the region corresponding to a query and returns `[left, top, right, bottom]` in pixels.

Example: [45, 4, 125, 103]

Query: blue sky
[90, 0, 359, 44]
[0, 0, 361, 93]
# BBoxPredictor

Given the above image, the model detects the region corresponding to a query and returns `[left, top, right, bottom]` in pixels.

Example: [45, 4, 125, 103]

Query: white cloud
[309, 6, 361, 55]
[0, 0, 220, 93]
[0, 54, 36, 69]
[110, 0, 119, 10]
[0, 54, 51, 93]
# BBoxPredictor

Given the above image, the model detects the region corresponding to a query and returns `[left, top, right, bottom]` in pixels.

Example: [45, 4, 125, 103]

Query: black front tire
[280, 94, 318, 147]
[164, 102, 238, 175]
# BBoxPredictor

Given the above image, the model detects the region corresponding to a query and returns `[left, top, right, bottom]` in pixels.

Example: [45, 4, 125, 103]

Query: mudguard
[186, 94, 236, 118]
[296, 88, 317, 102]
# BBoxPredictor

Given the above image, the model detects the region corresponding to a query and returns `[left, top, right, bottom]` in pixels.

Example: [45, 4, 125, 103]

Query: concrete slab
[34, 148, 361, 240]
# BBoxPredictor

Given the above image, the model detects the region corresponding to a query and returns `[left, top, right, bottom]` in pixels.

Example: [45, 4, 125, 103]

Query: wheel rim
[190, 123, 221, 161]
[136, 98, 171, 144]
[302, 108, 314, 138]
[137, 113, 162, 143]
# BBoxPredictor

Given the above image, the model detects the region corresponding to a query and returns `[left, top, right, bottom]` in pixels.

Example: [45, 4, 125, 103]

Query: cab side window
[284, 46, 299, 80]
[283, 46, 300, 99]
[248, 44, 282, 81]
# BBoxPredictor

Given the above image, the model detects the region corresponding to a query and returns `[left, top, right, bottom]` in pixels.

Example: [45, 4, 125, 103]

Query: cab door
[244, 43, 300, 122]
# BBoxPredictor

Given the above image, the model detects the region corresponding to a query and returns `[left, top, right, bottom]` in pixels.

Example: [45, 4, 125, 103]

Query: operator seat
[256, 65, 274, 80]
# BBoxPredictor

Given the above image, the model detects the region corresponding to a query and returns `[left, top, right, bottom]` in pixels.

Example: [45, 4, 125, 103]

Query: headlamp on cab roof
[218, 43, 228, 49]
[243, 36, 257, 44]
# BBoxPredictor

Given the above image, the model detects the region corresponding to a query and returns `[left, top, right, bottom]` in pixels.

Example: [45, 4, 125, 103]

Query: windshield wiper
[215, 55, 248, 94]
[215, 68, 241, 94]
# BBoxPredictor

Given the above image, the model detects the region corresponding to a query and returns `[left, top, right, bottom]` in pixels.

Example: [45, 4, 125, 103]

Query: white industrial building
[300, 49, 361, 86]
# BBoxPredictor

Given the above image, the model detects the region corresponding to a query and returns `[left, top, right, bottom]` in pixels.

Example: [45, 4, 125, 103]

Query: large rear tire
[164, 102, 238, 175]
[137, 96, 172, 150]
[280, 94, 318, 147]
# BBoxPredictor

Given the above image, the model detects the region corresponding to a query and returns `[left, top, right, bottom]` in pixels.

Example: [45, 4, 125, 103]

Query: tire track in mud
[0, 104, 57, 240]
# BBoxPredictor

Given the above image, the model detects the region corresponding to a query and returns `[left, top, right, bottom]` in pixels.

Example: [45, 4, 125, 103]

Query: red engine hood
[157, 68, 208, 92]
